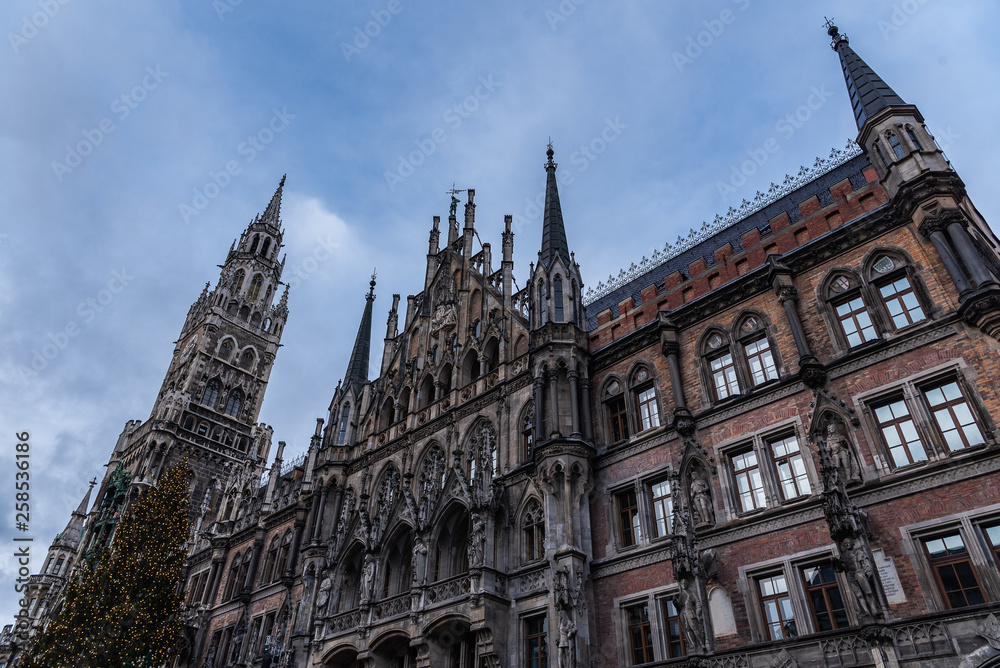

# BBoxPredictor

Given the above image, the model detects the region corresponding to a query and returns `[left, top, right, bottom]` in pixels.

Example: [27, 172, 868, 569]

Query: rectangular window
[873, 398, 928, 467]
[626, 603, 654, 665]
[607, 396, 629, 442]
[617, 489, 641, 547]
[731, 450, 766, 512]
[637, 388, 659, 431]
[710, 351, 740, 399]
[758, 574, 797, 640]
[802, 564, 848, 631]
[983, 525, 1000, 567]
[835, 296, 877, 347]
[769, 435, 811, 500]
[744, 336, 778, 385]
[923, 381, 986, 451]
[649, 480, 673, 538]
[924, 534, 985, 608]
[259, 612, 276, 653]
[192, 571, 208, 603]
[525, 615, 548, 668]
[878, 276, 925, 328]
[662, 599, 685, 658]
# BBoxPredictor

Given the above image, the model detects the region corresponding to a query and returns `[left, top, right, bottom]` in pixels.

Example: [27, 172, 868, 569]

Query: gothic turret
[829, 22, 1000, 336]
[324, 276, 376, 450]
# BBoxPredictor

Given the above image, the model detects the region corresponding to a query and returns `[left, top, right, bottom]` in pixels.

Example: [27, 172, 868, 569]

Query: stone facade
[7, 25, 1000, 668]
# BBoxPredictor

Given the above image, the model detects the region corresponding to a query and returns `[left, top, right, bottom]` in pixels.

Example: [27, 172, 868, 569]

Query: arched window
[418, 374, 435, 409]
[631, 367, 660, 431]
[249, 234, 259, 253]
[537, 280, 546, 326]
[553, 277, 564, 322]
[704, 332, 740, 400]
[604, 379, 629, 443]
[737, 316, 778, 387]
[826, 273, 878, 349]
[873, 141, 890, 169]
[522, 499, 545, 562]
[261, 237, 271, 258]
[219, 340, 233, 361]
[521, 408, 535, 461]
[247, 274, 263, 302]
[264, 286, 272, 306]
[233, 269, 245, 294]
[905, 125, 923, 151]
[337, 404, 350, 445]
[262, 536, 280, 583]
[275, 531, 292, 578]
[202, 380, 220, 408]
[887, 131, 906, 160]
[224, 390, 243, 418]
[224, 552, 242, 600]
[240, 350, 255, 371]
[867, 253, 927, 331]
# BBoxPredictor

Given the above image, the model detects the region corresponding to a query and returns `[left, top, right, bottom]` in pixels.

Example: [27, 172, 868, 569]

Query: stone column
[580, 374, 593, 441]
[533, 373, 545, 440]
[305, 492, 321, 544]
[567, 369, 581, 438]
[312, 486, 330, 543]
[922, 223, 972, 294]
[548, 368, 561, 439]
[284, 517, 307, 578]
[244, 538, 264, 592]
[947, 220, 996, 288]
[770, 262, 825, 388]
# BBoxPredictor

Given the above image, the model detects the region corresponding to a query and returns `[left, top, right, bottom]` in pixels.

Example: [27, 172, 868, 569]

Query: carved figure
[839, 536, 880, 620]
[468, 513, 486, 568]
[690, 475, 715, 526]
[678, 579, 706, 652]
[316, 575, 333, 610]
[360, 551, 376, 604]
[557, 607, 578, 668]
[826, 423, 860, 483]
[411, 534, 428, 586]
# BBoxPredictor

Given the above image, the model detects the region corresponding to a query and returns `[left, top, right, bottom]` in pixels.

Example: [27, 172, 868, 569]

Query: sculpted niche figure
[678, 578, 706, 652]
[411, 534, 428, 586]
[316, 574, 333, 611]
[826, 423, 860, 483]
[838, 536, 881, 620]
[360, 551, 376, 604]
[689, 474, 715, 527]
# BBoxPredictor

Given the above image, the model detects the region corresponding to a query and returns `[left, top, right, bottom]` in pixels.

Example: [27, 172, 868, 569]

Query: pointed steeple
[258, 174, 286, 230]
[74, 478, 96, 517]
[345, 272, 376, 394]
[540, 142, 570, 268]
[827, 21, 906, 129]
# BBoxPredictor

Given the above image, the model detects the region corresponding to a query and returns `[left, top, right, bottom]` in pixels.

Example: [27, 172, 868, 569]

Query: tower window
[250, 234, 259, 253]
[553, 277, 564, 322]
[873, 141, 890, 169]
[240, 350, 255, 371]
[905, 126, 923, 151]
[887, 132, 906, 160]
[202, 380, 220, 408]
[247, 275, 263, 302]
[537, 281, 546, 326]
[219, 340, 233, 361]
[233, 269, 245, 293]
[337, 404, 350, 445]
[224, 390, 243, 418]
[261, 237, 271, 258]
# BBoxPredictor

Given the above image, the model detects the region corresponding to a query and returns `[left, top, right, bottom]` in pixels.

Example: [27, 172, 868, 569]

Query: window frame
[919, 379, 987, 452]
[616, 488, 641, 549]
[524, 612, 549, 668]
[625, 602, 654, 665]
[734, 314, 781, 390]
[800, 562, 850, 632]
[603, 379, 630, 444]
[648, 479, 673, 539]
[921, 531, 987, 609]
[630, 367, 661, 433]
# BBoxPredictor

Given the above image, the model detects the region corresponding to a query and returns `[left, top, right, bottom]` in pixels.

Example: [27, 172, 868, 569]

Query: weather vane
[447, 182, 466, 218]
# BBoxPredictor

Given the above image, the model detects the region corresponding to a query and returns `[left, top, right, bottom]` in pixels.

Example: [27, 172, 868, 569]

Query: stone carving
[411, 533, 427, 587]
[360, 551, 376, 605]
[977, 613, 1000, 651]
[773, 648, 797, 668]
[689, 473, 715, 527]
[553, 566, 581, 668]
[316, 574, 333, 611]
[837, 536, 882, 622]
[824, 423, 860, 484]
[678, 579, 706, 653]
[468, 511, 486, 568]
[557, 607, 578, 668]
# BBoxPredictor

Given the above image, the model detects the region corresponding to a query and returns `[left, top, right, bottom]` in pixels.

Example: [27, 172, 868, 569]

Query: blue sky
[1, 1, 999, 624]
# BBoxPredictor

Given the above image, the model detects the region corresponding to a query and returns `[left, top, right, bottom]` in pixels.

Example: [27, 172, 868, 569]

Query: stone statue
[690, 475, 715, 526]
[316, 575, 333, 611]
[411, 534, 428, 586]
[838, 536, 881, 620]
[360, 552, 376, 604]
[678, 579, 706, 652]
[557, 607, 578, 668]
[826, 423, 860, 483]
[468, 513, 486, 568]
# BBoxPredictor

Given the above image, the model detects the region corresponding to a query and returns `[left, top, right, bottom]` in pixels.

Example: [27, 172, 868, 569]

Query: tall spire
[540, 142, 570, 267]
[74, 478, 96, 517]
[258, 174, 286, 229]
[826, 20, 906, 129]
[345, 271, 376, 394]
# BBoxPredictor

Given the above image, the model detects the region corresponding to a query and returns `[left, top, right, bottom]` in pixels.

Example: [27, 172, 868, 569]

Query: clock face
[180, 336, 198, 362]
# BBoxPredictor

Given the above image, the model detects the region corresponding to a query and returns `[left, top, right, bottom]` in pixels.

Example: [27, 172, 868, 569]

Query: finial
[368, 269, 377, 297]
[89, 477, 97, 488]
[279, 173, 286, 187]
[824, 17, 847, 47]
[545, 140, 556, 170]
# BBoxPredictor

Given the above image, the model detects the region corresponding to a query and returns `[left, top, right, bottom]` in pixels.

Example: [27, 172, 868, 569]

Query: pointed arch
[260, 237, 271, 258]
[520, 496, 545, 563]
[240, 348, 256, 371]
[232, 269, 246, 293]
[430, 500, 470, 582]
[249, 234, 259, 253]
[461, 348, 480, 386]
[202, 379, 221, 408]
[218, 338, 235, 361]
[483, 336, 500, 373]
[247, 274, 263, 302]
[418, 373, 435, 409]
[224, 389, 243, 418]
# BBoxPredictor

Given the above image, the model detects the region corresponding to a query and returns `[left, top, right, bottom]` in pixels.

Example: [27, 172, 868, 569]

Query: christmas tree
[25, 460, 192, 668]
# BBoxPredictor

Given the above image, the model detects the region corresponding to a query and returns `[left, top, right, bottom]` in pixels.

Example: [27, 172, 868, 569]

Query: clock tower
[83, 177, 291, 550]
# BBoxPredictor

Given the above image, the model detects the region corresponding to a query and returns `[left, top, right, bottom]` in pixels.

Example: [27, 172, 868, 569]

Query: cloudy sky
[1, 0, 998, 624]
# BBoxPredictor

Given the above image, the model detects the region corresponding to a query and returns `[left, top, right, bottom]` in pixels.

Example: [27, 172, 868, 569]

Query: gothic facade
[8, 25, 1000, 668]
